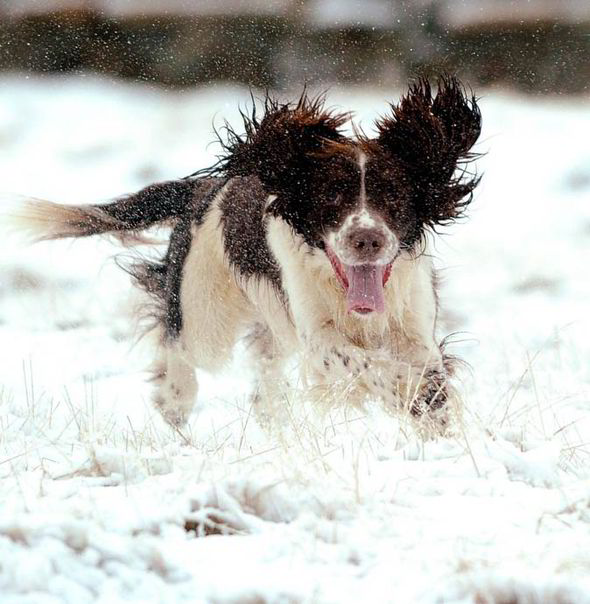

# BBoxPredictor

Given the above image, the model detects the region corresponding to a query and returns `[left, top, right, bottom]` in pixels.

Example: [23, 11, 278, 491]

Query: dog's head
[219, 78, 481, 315]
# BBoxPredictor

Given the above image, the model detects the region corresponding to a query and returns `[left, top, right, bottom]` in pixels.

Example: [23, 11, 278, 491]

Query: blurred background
[1, 0, 589, 93]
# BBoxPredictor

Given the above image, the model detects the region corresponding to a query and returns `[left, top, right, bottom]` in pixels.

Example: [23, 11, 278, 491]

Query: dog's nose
[346, 227, 387, 262]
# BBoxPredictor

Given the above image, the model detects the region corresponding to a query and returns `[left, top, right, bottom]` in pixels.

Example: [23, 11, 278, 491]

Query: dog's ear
[374, 76, 482, 227]
[217, 92, 349, 195]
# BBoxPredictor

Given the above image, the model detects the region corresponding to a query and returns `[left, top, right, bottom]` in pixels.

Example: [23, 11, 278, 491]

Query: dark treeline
[0, 4, 588, 93]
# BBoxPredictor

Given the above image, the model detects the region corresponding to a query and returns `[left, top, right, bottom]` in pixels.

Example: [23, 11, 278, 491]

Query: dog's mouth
[325, 246, 393, 315]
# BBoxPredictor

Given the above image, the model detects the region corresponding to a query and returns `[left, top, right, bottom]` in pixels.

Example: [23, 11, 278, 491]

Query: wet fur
[9, 77, 482, 431]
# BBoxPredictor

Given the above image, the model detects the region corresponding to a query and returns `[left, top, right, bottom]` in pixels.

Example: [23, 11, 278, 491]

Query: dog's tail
[3, 178, 204, 243]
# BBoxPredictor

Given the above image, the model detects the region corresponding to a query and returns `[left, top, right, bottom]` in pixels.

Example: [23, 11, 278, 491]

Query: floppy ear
[375, 75, 482, 227]
[216, 92, 349, 195]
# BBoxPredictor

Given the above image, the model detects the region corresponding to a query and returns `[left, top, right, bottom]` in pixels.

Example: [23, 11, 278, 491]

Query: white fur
[150, 187, 447, 428]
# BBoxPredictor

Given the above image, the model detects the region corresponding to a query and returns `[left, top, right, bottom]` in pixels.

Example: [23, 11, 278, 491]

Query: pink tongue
[344, 264, 386, 314]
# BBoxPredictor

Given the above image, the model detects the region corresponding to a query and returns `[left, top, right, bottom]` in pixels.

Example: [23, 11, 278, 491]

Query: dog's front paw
[403, 368, 456, 436]
[153, 394, 188, 427]
[152, 383, 196, 427]
[408, 368, 448, 416]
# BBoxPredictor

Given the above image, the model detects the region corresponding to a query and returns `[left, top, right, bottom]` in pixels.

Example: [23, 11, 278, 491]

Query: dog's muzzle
[326, 222, 398, 315]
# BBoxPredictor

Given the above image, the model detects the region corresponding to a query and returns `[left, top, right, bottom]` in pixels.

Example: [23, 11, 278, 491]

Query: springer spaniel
[12, 76, 482, 432]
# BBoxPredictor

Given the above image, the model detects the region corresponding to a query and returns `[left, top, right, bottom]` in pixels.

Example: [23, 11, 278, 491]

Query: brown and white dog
[11, 77, 482, 431]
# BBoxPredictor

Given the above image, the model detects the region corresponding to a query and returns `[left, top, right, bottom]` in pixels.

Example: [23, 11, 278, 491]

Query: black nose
[346, 227, 387, 261]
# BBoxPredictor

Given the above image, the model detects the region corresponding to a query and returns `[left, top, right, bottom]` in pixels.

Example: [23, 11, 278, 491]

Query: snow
[0, 74, 589, 603]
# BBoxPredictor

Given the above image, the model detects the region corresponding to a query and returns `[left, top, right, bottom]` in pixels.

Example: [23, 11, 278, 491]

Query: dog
[10, 76, 481, 432]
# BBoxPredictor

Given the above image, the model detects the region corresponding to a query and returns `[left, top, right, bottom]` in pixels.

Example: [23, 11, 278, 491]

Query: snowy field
[0, 75, 589, 603]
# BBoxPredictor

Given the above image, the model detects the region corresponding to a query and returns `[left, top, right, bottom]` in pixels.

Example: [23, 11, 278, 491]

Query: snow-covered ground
[0, 74, 589, 603]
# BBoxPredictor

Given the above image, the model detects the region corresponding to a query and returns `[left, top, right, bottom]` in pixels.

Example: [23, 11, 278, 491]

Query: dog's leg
[357, 263, 454, 431]
[302, 330, 398, 401]
[149, 335, 198, 427]
[138, 182, 251, 426]
[143, 215, 200, 426]
[301, 261, 452, 427]
[390, 265, 453, 426]
[304, 333, 449, 424]
[156, 199, 254, 425]
[244, 322, 289, 427]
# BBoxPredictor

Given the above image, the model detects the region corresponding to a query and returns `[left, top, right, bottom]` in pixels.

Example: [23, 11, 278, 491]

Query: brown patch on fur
[367, 75, 482, 229]
[214, 91, 350, 195]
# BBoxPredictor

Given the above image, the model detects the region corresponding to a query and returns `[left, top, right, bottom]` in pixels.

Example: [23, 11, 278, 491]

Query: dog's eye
[323, 195, 341, 207]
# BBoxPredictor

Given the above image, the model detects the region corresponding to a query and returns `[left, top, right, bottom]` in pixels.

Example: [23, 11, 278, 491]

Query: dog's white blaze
[352, 207, 378, 229]
[358, 149, 367, 206]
